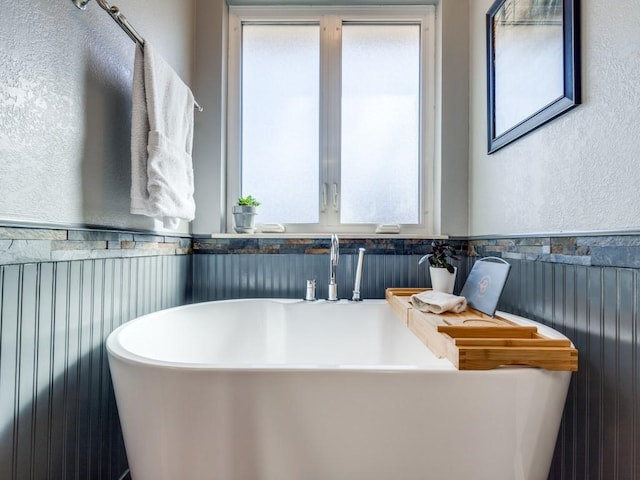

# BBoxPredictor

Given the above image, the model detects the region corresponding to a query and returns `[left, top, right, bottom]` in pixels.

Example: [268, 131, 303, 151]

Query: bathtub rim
[106, 298, 572, 373]
[107, 298, 456, 372]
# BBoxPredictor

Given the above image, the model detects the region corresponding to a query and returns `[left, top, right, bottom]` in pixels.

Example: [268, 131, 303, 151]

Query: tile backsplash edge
[2, 224, 639, 269]
[468, 235, 640, 268]
[0, 225, 192, 265]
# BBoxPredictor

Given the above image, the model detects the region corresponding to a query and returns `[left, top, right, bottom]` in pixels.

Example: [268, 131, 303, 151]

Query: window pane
[241, 24, 320, 224]
[341, 24, 421, 224]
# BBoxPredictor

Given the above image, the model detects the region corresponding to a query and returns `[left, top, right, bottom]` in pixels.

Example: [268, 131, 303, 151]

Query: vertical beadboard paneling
[0, 265, 19, 478]
[194, 254, 386, 301]
[573, 265, 589, 480]
[561, 263, 576, 480]
[96, 259, 112, 480]
[635, 271, 640, 480]
[617, 268, 635, 480]
[106, 258, 122, 480]
[6, 249, 631, 480]
[0, 255, 191, 480]
[50, 262, 68, 480]
[602, 268, 619, 480]
[15, 263, 37, 480]
[495, 259, 639, 480]
[587, 265, 604, 480]
[33, 263, 54, 480]
[192, 253, 470, 304]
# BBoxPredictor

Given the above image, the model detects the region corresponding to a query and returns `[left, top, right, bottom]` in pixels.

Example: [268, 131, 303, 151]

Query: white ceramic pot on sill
[429, 266, 457, 294]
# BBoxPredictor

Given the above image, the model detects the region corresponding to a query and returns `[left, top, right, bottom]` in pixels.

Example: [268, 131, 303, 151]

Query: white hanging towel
[130, 42, 196, 230]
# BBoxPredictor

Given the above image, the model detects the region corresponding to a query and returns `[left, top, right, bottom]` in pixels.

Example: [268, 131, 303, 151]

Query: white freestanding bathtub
[107, 299, 571, 480]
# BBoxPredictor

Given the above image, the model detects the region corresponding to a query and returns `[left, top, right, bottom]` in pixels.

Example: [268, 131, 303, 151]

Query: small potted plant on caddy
[233, 195, 260, 233]
[419, 240, 460, 294]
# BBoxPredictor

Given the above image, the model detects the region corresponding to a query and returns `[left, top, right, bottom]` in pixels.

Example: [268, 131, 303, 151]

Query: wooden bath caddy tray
[386, 288, 578, 371]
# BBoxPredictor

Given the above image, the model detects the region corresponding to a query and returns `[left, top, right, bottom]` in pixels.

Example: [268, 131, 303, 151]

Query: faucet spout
[328, 234, 339, 301]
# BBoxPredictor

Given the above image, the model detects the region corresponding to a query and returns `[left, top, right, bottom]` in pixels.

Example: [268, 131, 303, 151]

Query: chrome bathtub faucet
[328, 234, 339, 301]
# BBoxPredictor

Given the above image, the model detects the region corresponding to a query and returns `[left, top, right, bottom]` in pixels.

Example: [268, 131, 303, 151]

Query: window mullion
[319, 15, 342, 227]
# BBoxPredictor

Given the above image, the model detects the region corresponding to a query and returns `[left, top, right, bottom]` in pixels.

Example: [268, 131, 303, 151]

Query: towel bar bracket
[72, 0, 144, 45]
[72, 0, 90, 9]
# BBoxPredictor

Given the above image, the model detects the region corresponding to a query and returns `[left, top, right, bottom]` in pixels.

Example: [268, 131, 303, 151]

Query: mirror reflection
[493, 0, 564, 136]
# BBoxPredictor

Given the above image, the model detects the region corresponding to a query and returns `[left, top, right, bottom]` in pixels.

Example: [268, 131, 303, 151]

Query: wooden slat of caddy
[458, 346, 579, 371]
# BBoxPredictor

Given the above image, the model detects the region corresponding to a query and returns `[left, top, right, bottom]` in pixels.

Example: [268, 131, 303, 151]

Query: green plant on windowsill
[233, 195, 261, 233]
[236, 195, 261, 207]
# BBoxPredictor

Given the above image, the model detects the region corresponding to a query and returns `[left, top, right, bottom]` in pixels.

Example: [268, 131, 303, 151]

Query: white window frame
[227, 5, 435, 234]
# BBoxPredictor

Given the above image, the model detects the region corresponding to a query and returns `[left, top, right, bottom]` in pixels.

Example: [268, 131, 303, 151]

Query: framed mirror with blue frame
[486, 0, 580, 153]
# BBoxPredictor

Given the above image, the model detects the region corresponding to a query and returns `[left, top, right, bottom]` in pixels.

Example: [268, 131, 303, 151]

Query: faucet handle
[304, 279, 316, 301]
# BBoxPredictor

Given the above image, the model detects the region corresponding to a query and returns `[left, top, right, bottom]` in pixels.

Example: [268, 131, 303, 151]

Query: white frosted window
[241, 25, 320, 224]
[340, 24, 421, 224]
[229, 8, 434, 232]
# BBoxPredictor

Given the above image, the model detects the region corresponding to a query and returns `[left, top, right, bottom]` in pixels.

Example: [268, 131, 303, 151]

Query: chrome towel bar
[72, 0, 203, 112]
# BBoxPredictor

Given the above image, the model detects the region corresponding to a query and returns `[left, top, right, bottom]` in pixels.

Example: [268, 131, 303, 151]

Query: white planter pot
[429, 266, 457, 294]
[232, 205, 258, 233]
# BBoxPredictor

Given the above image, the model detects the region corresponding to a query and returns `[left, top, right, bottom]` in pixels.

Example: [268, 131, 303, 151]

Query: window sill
[201, 233, 449, 240]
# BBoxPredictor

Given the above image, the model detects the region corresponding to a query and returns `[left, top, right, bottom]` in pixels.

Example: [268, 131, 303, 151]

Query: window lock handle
[322, 183, 328, 211]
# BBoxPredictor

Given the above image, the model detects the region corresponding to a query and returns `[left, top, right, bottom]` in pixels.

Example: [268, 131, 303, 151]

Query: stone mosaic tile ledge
[468, 235, 640, 268]
[2, 224, 640, 269]
[0, 226, 191, 265]
[193, 237, 467, 255]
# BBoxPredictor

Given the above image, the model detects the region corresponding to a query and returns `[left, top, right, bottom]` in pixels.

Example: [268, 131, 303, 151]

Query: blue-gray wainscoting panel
[192, 253, 469, 303]
[4, 246, 638, 480]
[0, 255, 191, 480]
[496, 259, 639, 480]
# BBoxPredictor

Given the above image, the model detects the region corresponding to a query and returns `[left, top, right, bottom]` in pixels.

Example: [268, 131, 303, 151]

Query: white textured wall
[0, 0, 195, 232]
[192, 0, 228, 235]
[9, 0, 637, 237]
[469, 0, 640, 236]
[435, 0, 469, 236]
